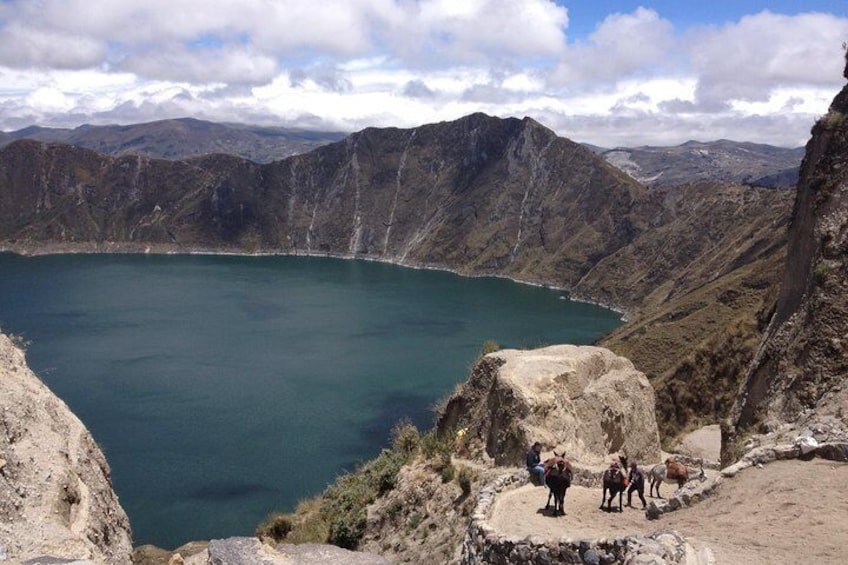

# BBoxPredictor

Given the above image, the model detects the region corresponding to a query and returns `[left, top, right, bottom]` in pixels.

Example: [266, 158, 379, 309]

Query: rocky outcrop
[437, 345, 661, 467]
[0, 333, 132, 563]
[723, 60, 848, 463]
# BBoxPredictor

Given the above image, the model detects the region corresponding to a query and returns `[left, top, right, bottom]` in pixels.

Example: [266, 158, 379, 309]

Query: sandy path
[490, 459, 848, 564]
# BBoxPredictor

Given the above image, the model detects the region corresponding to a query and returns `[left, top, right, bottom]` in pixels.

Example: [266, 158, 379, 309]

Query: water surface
[0, 253, 621, 548]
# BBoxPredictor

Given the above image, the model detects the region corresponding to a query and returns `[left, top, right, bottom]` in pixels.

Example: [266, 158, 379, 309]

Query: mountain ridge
[2, 117, 803, 188]
[0, 117, 346, 164]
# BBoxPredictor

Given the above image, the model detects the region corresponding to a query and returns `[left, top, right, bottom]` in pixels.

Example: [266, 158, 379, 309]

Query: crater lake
[0, 253, 622, 548]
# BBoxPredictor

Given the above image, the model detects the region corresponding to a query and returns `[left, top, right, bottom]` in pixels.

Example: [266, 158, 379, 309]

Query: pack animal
[599, 455, 628, 512]
[648, 457, 706, 498]
[543, 453, 572, 516]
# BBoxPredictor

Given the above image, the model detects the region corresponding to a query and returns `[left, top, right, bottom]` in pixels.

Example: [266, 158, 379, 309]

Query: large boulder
[0, 332, 133, 564]
[437, 344, 661, 467]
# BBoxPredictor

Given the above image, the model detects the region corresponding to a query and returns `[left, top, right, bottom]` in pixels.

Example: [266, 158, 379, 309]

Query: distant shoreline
[0, 242, 629, 322]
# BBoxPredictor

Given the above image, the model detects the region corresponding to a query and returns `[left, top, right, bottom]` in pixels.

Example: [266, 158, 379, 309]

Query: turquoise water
[0, 253, 621, 548]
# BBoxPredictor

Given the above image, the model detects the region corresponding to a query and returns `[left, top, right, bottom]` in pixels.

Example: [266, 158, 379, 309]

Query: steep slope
[0, 333, 133, 563]
[723, 65, 848, 462]
[595, 182, 792, 436]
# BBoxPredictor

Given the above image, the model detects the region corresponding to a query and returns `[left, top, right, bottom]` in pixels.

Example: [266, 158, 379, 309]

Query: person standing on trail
[526, 442, 546, 486]
[626, 461, 647, 508]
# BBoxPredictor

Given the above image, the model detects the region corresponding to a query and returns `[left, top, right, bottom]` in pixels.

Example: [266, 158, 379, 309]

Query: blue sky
[0, 1, 846, 147]
[562, 1, 846, 38]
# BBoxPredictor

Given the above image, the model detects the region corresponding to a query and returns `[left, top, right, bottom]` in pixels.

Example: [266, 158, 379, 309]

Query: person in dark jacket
[526, 442, 545, 486]
[626, 461, 647, 508]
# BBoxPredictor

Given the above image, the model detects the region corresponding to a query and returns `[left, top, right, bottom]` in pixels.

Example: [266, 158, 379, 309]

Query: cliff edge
[0, 332, 132, 563]
[723, 57, 848, 462]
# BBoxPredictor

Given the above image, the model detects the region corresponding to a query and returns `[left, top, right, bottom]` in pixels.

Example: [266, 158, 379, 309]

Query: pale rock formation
[438, 344, 661, 467]
[176, 537, 393, 565]
[0, 333, 132, 564]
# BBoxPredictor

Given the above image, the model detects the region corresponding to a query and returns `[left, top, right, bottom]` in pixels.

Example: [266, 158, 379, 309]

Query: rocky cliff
[0, 332, 133, 563]
[436, 345, 661, 467]
[723, 60, 848, 462]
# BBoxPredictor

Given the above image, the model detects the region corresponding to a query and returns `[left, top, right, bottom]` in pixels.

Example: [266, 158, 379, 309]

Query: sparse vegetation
[407, 512, 423, 530]
[258, 417, 467, 551]
[391, 418, 420, 454]
[815, 262, 831, 285]
[420, 430, 452, 460]
[255, 512, 292, 542]
[457, 466, 474, 495]
[439, 461, 455, 483]
[821, 109, 846, 129]
[478, 340, 500, 357]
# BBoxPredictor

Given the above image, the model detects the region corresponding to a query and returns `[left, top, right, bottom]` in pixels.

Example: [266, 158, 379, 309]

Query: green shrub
[255, 512, 293, 542]
[363, 448, 408, 495]
[386, 499, 404, 517]
[440, 463, 455, 483]
[822, 109, 846, 129]
[259, 421, 417, 550]
[407, 512, 423, 529]
[391, 419, 420, 454]
[815, 262, 831, 285]
[420, 431, 452, 460]
[457, 466, 474, 495]
[478, 340, 500, 357]
[281, 498, 330, 544]
[329, 510, 367, 549]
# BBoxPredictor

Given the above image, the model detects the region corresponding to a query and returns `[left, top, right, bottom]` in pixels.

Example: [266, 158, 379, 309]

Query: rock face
[0, 333, 133, 563]
[437, 345, 661, 466]
[723, 62, 848, 462]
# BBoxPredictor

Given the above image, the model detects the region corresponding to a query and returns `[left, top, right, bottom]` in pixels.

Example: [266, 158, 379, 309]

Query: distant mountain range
[0, 118, 346, 164]
[1, 118, 804, 187]
[595, 139, 805, 188]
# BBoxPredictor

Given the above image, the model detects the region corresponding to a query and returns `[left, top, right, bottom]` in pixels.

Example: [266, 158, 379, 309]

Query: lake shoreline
[0, 242, 629, 322]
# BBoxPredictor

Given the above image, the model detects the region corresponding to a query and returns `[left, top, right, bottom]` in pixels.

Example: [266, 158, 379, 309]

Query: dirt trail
[490, 458, 848, 565]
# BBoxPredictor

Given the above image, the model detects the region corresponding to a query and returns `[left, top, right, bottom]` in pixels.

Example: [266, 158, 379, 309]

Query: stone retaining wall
[462, 443, 848, 563]
[646, 441, 848, 520]
[461, 470, 699, 565]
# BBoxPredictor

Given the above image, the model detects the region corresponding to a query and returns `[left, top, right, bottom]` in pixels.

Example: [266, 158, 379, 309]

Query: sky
[0, 1, 846, 147]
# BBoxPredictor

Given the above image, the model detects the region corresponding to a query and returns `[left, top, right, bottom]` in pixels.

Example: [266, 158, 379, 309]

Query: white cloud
[0, 22, 105, 69]
[0, 2, 844, 148]
[687, 11, 848, 109]
[550, 7, 676, 87]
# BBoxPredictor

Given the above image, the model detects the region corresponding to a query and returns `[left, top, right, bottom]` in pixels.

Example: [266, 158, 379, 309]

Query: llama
[648, 457, 706, 498]
[543, 454, 572, 516]
[599, 455, 628, 512]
